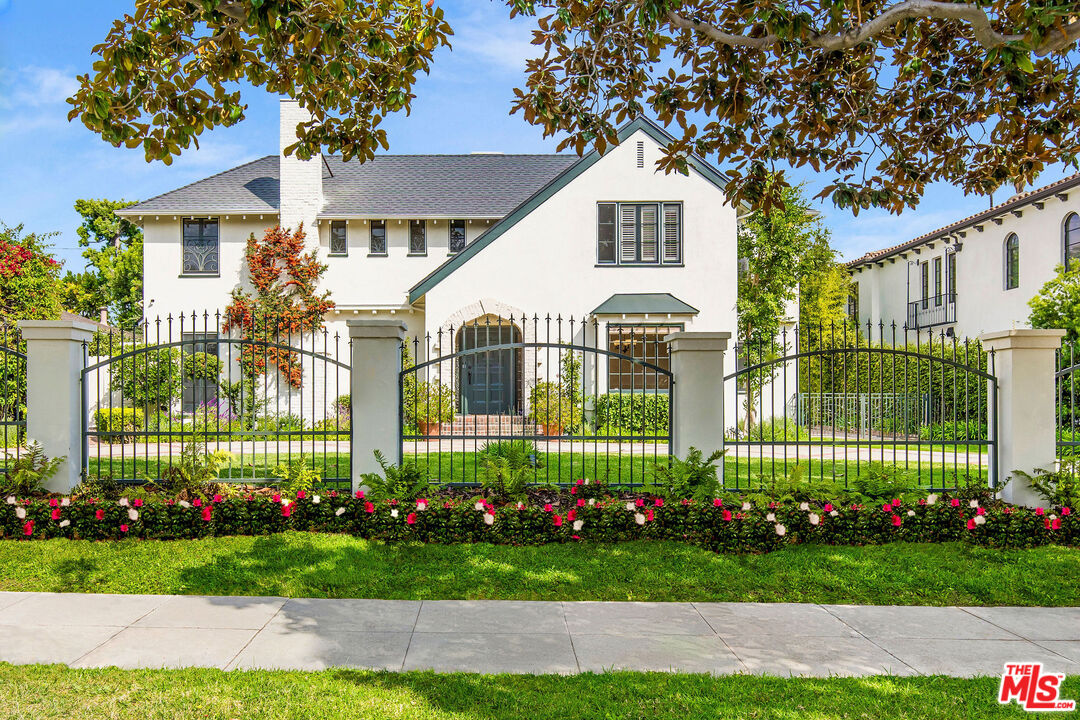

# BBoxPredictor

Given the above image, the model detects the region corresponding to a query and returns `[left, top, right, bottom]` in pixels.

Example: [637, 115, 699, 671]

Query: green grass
[0, 665, 1071, 719]
[1, 534, 1077, 606]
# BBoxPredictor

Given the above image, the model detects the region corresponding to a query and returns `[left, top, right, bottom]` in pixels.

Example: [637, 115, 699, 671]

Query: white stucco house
[115, 100, 746, 419]
[847, 173, 1080, 339]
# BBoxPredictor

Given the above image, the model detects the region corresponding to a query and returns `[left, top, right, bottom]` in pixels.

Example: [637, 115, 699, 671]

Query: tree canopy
[1030, 264, 1080, 342]
[61, 199, 144, 327]
[69, 0, 1080, 213]
[0, 223, 63, 326]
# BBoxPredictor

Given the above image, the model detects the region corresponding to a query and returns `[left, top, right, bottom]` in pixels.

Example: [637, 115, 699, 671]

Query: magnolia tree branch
[666, 0, 1080, 56]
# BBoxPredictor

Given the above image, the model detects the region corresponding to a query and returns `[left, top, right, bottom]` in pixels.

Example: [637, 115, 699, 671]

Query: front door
[459, 325, 517, 415]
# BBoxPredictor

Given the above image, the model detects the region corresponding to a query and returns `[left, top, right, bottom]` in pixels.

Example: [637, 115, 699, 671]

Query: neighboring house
[115, 100, 744, 418]
[847, 174, 1080, 339]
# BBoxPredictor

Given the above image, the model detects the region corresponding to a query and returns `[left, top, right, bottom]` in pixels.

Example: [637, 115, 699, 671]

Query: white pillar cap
[978, 328, 1066, 351]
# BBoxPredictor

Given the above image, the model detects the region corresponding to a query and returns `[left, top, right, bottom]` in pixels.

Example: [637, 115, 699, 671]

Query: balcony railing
[907, 293, 956, 330]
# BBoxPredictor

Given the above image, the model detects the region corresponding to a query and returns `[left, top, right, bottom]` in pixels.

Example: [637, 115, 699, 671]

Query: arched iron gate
[0, 321, 26, 471]
[724, 321, 998, 490]
[80, 313, 351, 489]
[400, 314, 674, 487]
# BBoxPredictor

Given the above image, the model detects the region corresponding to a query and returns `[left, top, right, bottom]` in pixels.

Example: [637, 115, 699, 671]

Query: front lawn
[1, 534, 1076, 606]
[0, 665, 1067, 719]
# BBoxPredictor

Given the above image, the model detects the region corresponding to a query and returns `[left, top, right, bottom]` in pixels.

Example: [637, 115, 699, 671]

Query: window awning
[591, 293, 699, 316]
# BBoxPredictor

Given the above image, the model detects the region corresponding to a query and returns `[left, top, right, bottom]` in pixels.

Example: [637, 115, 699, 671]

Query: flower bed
[1, 487, 1076, 551]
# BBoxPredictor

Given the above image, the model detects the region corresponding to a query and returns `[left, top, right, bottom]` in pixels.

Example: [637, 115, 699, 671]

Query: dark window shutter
[662, 203, 681, 263]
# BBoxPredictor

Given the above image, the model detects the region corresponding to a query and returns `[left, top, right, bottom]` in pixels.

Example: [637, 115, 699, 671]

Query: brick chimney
[278, 98, 324, 233]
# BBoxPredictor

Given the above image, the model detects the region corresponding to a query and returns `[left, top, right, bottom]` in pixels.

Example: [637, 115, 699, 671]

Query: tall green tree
[69, 1, 1080, 213]
[62, 199, 143, 327]
[1030, 265, 1080, 342]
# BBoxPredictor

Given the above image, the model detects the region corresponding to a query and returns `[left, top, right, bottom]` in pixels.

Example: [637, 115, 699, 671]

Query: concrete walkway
[1, 592, 1077, 677]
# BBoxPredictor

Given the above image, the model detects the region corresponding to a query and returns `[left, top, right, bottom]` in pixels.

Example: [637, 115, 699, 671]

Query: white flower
[179, 500, 191, 508]
[775, 523, 787, 537]
[335, 507, 346, 517]
[634, 512, 646, 525]
[416, 500, 427, 511]
[15, 507, 25, 520]
[516, 502, 525, 510]
[907, 510, 916, 517]
[809, 513, 820, 526]
[799, 502, 810, 511]
[312, 495, 321, 505]
[118, 498, 129, 507]
[127, 509, 139, 521]
[970, 499, 979, 508]
[625, 501, 636, 512]
[391, 509, 399, 519]
[584, 479, 591, 485]
[742, 502, 751, 511]
[588, 499, 596, 506]
[927, 494, 938, 505]
[60, 498, 70, 507]
[281, 496, 289, 506]
[474, 501, 485, 512]
[483, 512, 495, 526]
[829, 510, 839, 517]
[5, 496, 14, 505]
[974, 515, 986, 526]
[766, 512, 776, 522]
[59, 520, 70, 528]
[573, 520, 584, 531]
[1050, 514, 1058, 520]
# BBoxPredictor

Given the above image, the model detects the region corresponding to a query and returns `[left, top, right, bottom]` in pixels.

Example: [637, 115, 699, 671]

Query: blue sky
[0, 0, 1074, 272]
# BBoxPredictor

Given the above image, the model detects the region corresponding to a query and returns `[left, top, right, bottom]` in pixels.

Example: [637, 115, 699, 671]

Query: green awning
[591, 293, 699, 316]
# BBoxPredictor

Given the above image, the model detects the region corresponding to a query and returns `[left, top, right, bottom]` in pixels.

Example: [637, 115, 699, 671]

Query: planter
[542, 423, 563, 437]
[418, 421, 442, 437]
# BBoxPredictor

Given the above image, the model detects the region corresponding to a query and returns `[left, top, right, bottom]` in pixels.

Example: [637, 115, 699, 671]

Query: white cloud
[442, 5, 536, 76]
[0, 65, 80, 135]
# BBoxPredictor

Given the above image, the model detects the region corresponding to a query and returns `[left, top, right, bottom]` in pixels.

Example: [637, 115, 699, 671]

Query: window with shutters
[329, 220, 348, 256]
[596, 202, 681, 266]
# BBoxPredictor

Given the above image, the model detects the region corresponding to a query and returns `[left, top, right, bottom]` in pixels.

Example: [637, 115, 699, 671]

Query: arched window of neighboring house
[1004, 233, 1020, 290]
[1065, 213, 1080, 270]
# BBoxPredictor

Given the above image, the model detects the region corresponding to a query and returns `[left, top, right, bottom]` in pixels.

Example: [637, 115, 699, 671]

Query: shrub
[410, 381, 454, 425]
[109, 346, 184, 411]
[361, 450, 430, 501]
[1012, 464, 1080, 508]
[182, 351, 223, 380]
[649, 447, 723, 501]
[730, 418, 809, 442]
[0, 441, 63, 496]
[480, 441, 544, 501]
[594, 392, 669, 434]
[273, 456, 320, 495]
[918, 421, 988, 442]
[528, 381, 579, 430]
[94, 408, 145, 443]
[146, 440, 231, 498]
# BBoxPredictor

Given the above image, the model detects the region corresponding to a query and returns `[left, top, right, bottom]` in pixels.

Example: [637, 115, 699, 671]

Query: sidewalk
[1, 592, 1077, 676]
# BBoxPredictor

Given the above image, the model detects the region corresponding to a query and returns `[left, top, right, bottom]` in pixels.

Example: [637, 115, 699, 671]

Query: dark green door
[459, 325, 517, 415]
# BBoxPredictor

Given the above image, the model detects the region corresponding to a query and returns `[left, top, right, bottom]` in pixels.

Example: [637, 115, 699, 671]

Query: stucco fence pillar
[18, 318, 98, 493]
[980, 328, 1067, 507]
[667, 332, 731, 473]
[348, 319, 407, 490]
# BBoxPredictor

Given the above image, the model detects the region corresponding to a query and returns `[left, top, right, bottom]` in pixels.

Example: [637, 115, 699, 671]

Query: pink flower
[202, 507, 212, 522]
[296, 491, 306, 499]
[1052, 518, 1062, 530]
[654, 498, 664, 507]
[635, 498, 644, 507]
[416, 499, 428, 510]
[713, 498, 723, 507]
[681, 499, 690, 506]
[281, 503, 292, 518]
[1036, 507, 1046, 516]
[570, 487, 577, 494]
[553, 514, 563, 527]
[646, 509, 655, 522]
[891, 514, 902, 527]
[891, 498, 901, 508]
[133, 498, 143, 507]
[355, 490, 365, 499]
[577, 498, 586, 507]
[192, 498, 202, 507]
[119, 524, 129, 533]
[406, 513, 416, 525]
[49, 498, 58, 507]
[567, 509, 577, 522]
[575, 478, 584, 485]
[330, 490, 339, 498]
[22, 520, 32, 537]
[722, 510, 732, 522]
[950, 498, 961, 507]
[50, 508, 61, 520]
[213, 494, 223, 503]
[95, 509, 105, 520]
[1044, 518, 1053, 530]
[881, 503, 891, 513]
[976, 506, 985, 516]
[390, 499, 399, 506]
[364, 502, 375, 514]
[967, 518, 977, 530]
[543, 503, 553, 512]
[272, 494, 281, 503]
[1062, 506, 1072, 516]
[823, 503, 833, 512]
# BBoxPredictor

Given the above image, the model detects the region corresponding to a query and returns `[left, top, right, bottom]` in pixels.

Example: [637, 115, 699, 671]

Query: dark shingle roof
[592, 293, 699, 315]
[119, 156, 279, 214]
[118, 154, 579, 217]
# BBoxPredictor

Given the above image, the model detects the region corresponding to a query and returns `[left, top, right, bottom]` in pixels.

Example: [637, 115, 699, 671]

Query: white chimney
[279, 99, 324, 233]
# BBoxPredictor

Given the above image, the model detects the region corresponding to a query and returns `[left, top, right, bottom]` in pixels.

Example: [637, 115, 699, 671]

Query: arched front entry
[455, 316, 522, 415]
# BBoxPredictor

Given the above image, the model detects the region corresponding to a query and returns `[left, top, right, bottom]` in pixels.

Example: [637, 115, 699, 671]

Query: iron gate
[0, 321, 26, 471]
[399, 314, 674, 487]
[1056, 342, 1080, 474]
[80, 312, 351, 489]
[724, 321, 998, 490]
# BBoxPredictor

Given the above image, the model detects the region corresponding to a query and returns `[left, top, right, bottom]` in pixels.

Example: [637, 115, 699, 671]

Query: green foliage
[528, 381, 579, 429]
[559, 348, 585, 432]
[361, 450, 430, 502]
[182, 351, 223, 380]
[1030, 264, 1080, 342]
[218, 377, 265, 429]
[650, 447, 724, 502]
[593, 393, 669, 434]
[109, 346, 184, 411]
[61, 199, 144, 327]
[409, 381, 454, 425]
[94, 408, 145, 444]
[480, 440, 544, 501]
[732, 418, 810, 442]
[272, 456, 320, 495]
[918, 421, 988, 443]
[1011, 464, 1080, 508]
[0, 441, 64, 496]
[147, 441, 231, 498]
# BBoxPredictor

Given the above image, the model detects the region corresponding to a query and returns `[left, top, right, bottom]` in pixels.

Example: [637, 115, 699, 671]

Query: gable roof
[592, 293, 699, 315]
[117, 154, 578, 218]
[408, 116, 734, 303]
[847, 172, 1080, 269]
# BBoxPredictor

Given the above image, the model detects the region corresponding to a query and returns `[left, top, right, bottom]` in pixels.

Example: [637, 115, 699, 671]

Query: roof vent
[636, 141, 644, 168]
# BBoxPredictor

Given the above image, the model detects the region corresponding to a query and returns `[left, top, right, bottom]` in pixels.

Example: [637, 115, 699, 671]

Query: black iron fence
[0, 321, 25, 471]
[1056, 342, 1080, 475]
[81, 312, 351, 489]
[906, 293, 957, 330]
[725, 320, 996, 490]
[400, 314, 673, 487]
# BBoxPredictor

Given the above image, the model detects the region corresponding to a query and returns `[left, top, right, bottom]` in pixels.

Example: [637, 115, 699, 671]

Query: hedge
[594, 393, 669, 434]
[2, 490, 1074, 552]
[94, 408, 145, 443]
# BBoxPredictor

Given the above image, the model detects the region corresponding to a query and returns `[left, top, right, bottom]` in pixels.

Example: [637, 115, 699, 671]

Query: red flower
[646, 509, 655, 521]
[543, 503, 553, 512]
[570, 487, 576, 494]
[1003, 506, 1014, 514]
[881, 503, 891, 513]
[891, 498, 901, 508]
[823, 503, 833, 512]
[202, 507, 212, 522]
[213, 494, 223, 503]
[1052, 518, 1062, 530]
[406, 513, 416, 525]
[119, 524, 129, 533]
[364, 502, 375, 514]
[635, 498, 644, 507]
[1063, 506, 1072, 516]
[1036, 507, 1046, 516]
[192, 498, 202, 507]
[22, 520, 32, 537]
[577, 498, 586, 507]
[713, 498, 723, 507]
[722, 510, 732, 522]
[654, 498, 664, 507]
[553, 514, 563, 527]
[281, 503, 292, 518]
[567, 509, 577, 522]
[950, 498, 960, 507]
[50, 508, 61, 520]
[296, 491, 306, 499]
[330, 491, 338, 498]
[95, 509, 105, 520]
[48, 498, 58, 507]
[1044, 518, 1053, 530]
[976, 506, 985, 516]
[134, 498, 143, 507]
[389, 499, 399, 506]
[891, 514, 902, 527]
[967, 519, 977, 530]
[681, 498, 690, 506]
[575, 478, 584, 485]
[272, 494, 282, 503]
[355, 490, 365, 499]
